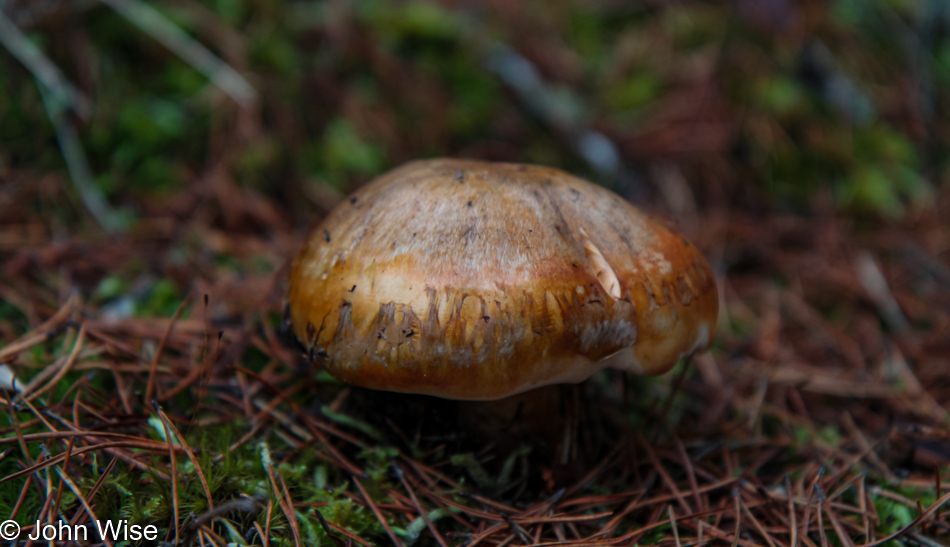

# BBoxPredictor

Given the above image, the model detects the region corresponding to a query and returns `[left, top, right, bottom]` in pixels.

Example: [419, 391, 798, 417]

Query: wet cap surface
[289, 159, 718, 400]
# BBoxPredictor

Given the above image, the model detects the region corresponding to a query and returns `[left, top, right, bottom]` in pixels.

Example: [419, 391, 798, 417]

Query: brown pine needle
[323, 518, 375, 547]
[3, 107, 950, 547]
[0, 294, 78, 362]
[740, 494, 778, 547]
[855, 490, 950, 547]
[156, 401, 181, 546]
[641, 436, 692, 514]
[4, 393, 34, 467]
[8, 474, 32, 523]
[393, 463, 449, 547]
[253, 520, 269, 547]
[354, 476, 403, 547]
[264, 497, 273, 545]
[277, 470, 302, 547]
[936, 468, 943, 534]
[52, 461, 114, 547]
[825, 498, 856, 547]
[730, 490, 741, 547]
[786, 474, 798, 547]
[261, 445, 301, 547]
[675, 436, 703, 512]
[145, 295, 190, 404]
[154, 401, 214, 509]
[668, 505, 682, 547]
[2, 440, 187, 483]
[22, 322, 86, 402]
[799, 469, 822, 542]
[69, 456, 118, 528]
[817, 494, 828, 547]
[233, 365, 366, 475]
[0, 429, 163, 446]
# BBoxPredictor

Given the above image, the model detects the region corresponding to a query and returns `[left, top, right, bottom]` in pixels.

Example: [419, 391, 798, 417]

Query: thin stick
[0, 11, 89, 116]
[99, 0, 257, 106]
[37, 74, 117, 231]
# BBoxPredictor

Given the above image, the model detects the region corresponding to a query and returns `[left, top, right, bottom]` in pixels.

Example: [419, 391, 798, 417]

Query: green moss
[604, 73, 662, 112]
[250, 31, 300, 74]
[0, 300, 29, 333]
[753, 76, 807, 115]
[362, 0, 464, 50]
[308, 118, 387, 188]
[135, 279, 186, 317]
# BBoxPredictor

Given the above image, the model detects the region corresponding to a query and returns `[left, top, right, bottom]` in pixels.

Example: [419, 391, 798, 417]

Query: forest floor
[1, 0, 950, 545]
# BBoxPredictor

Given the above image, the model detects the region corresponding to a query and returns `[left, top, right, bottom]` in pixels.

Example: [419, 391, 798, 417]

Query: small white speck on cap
[578, 227, 621, 299]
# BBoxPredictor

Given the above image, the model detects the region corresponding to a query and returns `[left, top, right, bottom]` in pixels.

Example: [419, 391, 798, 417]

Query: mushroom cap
[289, 159, 718, 400]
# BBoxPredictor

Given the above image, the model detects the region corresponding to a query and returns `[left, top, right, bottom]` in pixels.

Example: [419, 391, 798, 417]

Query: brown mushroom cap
[289, 159, 718, 400]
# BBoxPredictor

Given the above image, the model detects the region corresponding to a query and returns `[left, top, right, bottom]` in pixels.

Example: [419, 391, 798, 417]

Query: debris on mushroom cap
[288, 159, 719, 400]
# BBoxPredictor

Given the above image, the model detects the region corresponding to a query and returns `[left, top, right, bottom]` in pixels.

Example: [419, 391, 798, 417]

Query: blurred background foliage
[1, 0, 947, 230]
[2, 1, 950, 542]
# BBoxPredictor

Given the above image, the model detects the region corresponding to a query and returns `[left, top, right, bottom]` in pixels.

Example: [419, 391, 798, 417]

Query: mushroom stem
[458, 384, 565, 452]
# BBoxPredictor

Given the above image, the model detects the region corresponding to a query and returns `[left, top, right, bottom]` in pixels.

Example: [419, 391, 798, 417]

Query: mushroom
[288, 159, 718, 400]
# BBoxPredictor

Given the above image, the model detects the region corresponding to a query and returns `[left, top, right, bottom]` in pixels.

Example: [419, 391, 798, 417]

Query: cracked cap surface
[288, 159, 719, 400]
